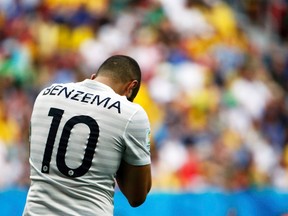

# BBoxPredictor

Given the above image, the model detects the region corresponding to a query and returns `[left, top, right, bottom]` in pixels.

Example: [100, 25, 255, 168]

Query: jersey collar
[81, 79, 115, 93]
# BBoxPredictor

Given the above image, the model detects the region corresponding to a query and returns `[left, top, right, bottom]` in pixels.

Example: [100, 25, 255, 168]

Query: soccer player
[23, 55, 152, 216]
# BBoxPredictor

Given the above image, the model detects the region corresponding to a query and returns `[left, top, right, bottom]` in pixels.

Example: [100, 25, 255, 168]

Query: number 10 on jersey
[40, 107, 99, 178]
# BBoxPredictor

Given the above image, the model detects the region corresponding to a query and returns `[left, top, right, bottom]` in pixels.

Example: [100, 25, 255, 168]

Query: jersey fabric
[23, 79, 151, 216]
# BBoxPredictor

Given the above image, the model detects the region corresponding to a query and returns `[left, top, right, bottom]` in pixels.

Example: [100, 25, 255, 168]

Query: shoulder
[125, 103, 150, 131]
[121, 99, 148, 118]
[132, 103, 148, 119]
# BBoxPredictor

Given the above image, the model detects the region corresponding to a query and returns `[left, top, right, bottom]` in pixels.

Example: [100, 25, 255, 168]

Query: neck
[93, 76, 126, 95]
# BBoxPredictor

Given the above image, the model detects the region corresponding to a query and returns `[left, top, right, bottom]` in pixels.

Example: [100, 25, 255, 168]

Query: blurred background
[0, 0, 288, 215]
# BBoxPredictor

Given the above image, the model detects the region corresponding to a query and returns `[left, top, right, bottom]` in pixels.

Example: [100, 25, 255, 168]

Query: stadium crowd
[0, 0, 288, 193]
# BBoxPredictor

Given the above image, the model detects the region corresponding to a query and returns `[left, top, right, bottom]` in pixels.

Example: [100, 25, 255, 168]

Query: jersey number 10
[41, 107, 99, 178]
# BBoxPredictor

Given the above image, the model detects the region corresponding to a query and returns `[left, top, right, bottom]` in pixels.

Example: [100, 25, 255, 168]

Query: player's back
[23, 79, 149, 216]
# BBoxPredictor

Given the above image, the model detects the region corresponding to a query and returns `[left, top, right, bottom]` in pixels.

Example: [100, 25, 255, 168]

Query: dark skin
[116, 160, 151, 207]
[91, 74, 139, 101]
[91, 74, 152, 207]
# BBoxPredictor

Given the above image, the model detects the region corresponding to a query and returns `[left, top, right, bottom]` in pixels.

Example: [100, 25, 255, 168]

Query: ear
[126, 80, 139, 102]
[129, 80, 139, 90]
[91, 74, 96, 80]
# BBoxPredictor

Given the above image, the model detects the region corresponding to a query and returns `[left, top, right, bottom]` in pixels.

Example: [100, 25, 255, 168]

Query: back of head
[96, 55, 141, 84]
[96, 55, 142, 101]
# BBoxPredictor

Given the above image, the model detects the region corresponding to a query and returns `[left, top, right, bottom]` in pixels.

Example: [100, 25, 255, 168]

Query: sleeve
[122, 107, 151, 166]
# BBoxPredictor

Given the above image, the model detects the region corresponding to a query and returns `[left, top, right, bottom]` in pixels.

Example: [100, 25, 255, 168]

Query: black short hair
[96, 55, 141, 84]
[96, 55, 142, 101]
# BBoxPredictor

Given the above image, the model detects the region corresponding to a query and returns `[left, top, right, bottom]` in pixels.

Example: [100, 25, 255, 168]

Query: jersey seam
[122, 106, 141, 145]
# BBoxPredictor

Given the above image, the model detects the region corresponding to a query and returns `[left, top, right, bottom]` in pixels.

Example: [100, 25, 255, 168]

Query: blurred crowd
[0, 0, 288, 193]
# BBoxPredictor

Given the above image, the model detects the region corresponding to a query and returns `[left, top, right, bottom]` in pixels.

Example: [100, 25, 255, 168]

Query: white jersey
[23, 79, 151, 216]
